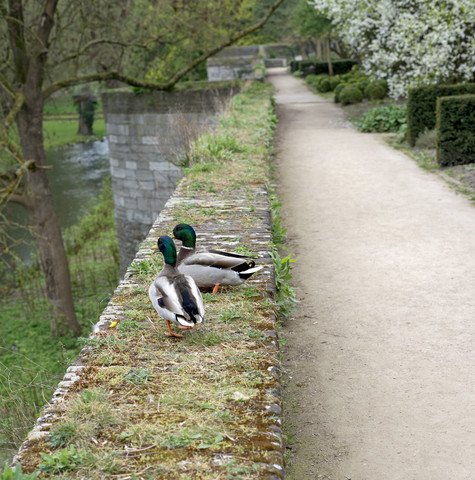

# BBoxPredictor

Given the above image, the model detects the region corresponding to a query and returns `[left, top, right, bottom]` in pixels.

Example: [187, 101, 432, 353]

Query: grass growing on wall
[15, 80, 290, 479]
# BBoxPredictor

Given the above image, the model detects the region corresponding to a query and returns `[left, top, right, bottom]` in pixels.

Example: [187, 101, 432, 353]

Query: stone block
[108, 134, 119, 144]
[124, 179, 139, 190]
[142, 136, 159, 145]
[110, 158, 120, 168]
[111, 167, 127, 179]
[138, 180, 155, 191]
[136, 169, 154, 181]
[125, 160, 137, 170]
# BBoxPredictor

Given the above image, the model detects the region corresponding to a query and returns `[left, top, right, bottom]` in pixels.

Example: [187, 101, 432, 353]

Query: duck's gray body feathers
[149, 264, 204, 327]
[176, 246, 263, 288]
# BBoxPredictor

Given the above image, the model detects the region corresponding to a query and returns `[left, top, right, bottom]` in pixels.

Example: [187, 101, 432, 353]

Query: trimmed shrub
[355, 80, 370, 95]
[292, 59, 358, 77]
[332, 59, 358, 75]
[365, 81, 387, 100]
[289, 60, 299, 72]
[317, 77, 332, 92]
[305, 74, 319, 86]
[334, 83, 348, 103]
[299, 60, 316, 76]
[407, 83, 475, 146]
[328, 75, 342, 90]
[339, 85, 363, 105]
[436, 94, 475, 166]
[376, 79, 389, 94]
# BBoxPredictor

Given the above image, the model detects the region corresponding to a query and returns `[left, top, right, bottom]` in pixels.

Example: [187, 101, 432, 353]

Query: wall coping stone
[14, 173, 284, 480]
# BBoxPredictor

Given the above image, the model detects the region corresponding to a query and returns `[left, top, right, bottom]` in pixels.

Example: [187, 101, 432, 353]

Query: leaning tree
[0, 0, 285, 337]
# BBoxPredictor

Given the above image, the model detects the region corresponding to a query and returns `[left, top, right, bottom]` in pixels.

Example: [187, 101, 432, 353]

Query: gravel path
[269, 68, 475, 480]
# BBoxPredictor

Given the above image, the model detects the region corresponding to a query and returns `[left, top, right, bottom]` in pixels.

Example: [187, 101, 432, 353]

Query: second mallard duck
[172, 223, 263, 293]
[149, 235, 204, 338]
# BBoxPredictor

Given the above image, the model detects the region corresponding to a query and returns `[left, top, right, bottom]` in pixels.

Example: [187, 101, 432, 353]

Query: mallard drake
[149, 235, 204, 338]
[172, 223, 263, 293]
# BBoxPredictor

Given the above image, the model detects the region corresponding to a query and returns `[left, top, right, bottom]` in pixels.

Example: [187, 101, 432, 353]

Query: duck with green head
[172, 223, 263, 293]
[149, 235, 204, 338]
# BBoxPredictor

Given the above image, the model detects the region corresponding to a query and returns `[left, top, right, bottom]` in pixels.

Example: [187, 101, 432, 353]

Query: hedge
[339, 84, 363, 105]
[290, 59, 357, 76]
[407, 83, 475, 146]
[436, 94, 475, 166]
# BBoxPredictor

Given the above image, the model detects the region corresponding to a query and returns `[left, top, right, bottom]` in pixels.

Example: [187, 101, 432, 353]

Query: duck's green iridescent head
[173, 224, 196, 248]
[157, 235, 177, 266]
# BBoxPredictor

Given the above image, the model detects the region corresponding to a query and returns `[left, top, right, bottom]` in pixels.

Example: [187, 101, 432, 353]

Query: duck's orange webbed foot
[164, 320, 183, 338]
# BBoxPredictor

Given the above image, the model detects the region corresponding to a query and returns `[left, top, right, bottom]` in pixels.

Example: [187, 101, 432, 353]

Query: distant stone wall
[102, 87, 238, 273]
[207, 45, 291, 81]
[207, 46, 263, 82]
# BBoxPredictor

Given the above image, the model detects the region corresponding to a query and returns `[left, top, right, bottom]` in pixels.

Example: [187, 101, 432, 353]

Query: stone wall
[206, 45, 292, 81]
[102, 86, 238, 273]
[13, 82, 285, 479]
[207, 46, 263, 82]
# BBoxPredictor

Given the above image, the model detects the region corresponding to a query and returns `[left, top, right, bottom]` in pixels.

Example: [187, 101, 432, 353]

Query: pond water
[5, 140, 111, 263]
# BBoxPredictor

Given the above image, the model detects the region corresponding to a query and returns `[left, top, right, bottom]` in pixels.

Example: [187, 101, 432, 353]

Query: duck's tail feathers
[237, 265, 264, 280]
[175, 315, 196, 327]
[231, 260, 256, 273]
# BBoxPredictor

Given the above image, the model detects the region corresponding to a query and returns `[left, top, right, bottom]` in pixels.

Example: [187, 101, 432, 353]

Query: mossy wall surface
[13, 83, 285, 479]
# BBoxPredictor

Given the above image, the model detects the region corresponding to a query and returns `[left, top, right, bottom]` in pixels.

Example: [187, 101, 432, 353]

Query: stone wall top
[102, 85, 239, 115]
[13, 81, 284, 479]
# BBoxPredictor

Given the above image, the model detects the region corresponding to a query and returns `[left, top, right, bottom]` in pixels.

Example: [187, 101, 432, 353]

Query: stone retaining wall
[13, 179, 284, 480]
[102, 86, 238, 273]
[206, 45, 291, 81]
[14, 82, 285, 479]
[206, 46, 264, 82]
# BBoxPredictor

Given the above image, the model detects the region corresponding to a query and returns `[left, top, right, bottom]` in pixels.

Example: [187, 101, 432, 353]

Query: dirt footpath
[268, 68, 475, 480]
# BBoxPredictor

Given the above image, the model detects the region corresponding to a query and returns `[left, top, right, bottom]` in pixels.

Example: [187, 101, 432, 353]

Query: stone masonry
[102, 86, 238, 273]
[206, 46, 263, 81]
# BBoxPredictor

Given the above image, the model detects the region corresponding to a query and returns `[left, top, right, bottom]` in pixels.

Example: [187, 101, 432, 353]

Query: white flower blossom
[310, 0, 475, 98]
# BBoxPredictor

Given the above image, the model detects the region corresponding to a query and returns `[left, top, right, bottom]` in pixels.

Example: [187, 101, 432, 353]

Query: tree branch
[42, 71, 170, 99]
[0, 159, 35, 208]
[0, 93, 25, 166]
[4, 193, 29, 207]
[43, 0, 286, 98]
[4, 92, 24, 130]
[163, 0, 287, 88]
[54, 38, 153, 67]
[0, 72, 16, 100]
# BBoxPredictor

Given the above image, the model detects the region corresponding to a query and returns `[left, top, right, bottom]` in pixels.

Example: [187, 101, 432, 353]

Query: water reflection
[3, 140, 110, 263]
[47, 139, 110, 227]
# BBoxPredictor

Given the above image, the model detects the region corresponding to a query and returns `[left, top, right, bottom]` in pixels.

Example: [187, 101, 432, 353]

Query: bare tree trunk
[326, 38, 334, 76]
[74, 93, 96, 135]
[316, 39, 323, 61]
[16, 106, 81, 337]
[333, 39, 349, 59]
[8, 0, 81, 337]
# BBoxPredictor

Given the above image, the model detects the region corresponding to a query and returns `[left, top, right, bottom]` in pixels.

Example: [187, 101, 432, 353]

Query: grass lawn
[43, 116, 105, 151]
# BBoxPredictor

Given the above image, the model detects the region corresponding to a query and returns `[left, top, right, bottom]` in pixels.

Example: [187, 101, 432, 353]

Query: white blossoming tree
[310, 0, 475, 98]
